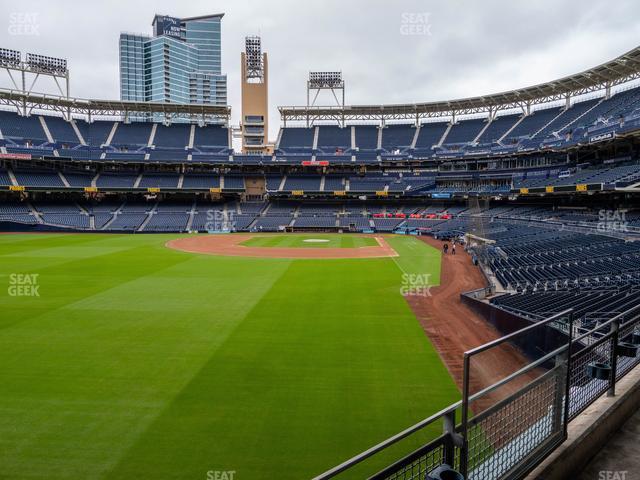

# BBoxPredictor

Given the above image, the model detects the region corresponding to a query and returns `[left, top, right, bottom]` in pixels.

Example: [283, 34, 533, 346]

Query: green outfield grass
[0, 233, 456, 480]
[240, 234, 378, 249]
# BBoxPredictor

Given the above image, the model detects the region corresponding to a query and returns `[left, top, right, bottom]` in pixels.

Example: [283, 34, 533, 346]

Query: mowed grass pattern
[0, 233, 457, 480]
[240, 234, 378, 249]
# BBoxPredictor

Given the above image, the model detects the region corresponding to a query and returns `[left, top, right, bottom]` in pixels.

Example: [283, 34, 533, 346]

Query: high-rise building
[119, 14, 227, 121]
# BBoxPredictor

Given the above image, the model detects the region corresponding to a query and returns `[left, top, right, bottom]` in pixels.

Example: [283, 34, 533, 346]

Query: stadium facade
[119, 13, 227, 121]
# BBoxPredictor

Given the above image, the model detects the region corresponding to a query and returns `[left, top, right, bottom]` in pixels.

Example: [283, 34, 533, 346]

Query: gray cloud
[0, 0, 639, 140]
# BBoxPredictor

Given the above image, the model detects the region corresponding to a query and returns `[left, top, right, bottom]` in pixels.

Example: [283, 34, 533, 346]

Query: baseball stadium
[1, 5, 640, 480]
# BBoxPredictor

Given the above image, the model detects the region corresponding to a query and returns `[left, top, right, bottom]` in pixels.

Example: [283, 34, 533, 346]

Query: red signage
[0, 153, 31, 160]
[301, 160, 329, 166]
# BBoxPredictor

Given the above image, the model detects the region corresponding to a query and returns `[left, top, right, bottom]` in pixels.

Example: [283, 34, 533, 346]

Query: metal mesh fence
[616, 316, 640, 380]
[568, 337, 613, 420]
[369, 441, 448, 480]
[467, 370, 564, 480]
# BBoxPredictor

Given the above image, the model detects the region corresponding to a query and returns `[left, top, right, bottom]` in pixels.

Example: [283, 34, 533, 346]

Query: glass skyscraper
[119, 14, 227, 120]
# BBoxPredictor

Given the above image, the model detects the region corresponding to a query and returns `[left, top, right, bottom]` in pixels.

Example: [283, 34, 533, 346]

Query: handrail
[464, 308, 572, 356]
[311, 401, 462, 480]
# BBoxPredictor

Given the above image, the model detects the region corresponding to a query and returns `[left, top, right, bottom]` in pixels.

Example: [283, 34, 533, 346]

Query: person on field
[452, 243, 456, 255]
[443, 243, 449, 254]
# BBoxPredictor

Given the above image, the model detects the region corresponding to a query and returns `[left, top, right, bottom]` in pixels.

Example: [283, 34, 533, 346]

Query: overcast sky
[1, 0, 640, 140]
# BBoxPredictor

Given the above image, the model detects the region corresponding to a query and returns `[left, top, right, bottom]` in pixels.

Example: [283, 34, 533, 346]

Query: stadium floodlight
[0, 50, 71, 116]
[309, 71, 344, 89]
[25, 53, 68, 75]
[0, 48, 21, 68]
[307, 71, 345, 125]
[244, 36, 264, 81]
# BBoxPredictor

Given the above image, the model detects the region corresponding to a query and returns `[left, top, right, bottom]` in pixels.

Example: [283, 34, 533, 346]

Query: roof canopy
[0, 88, 231, 122]
[279, 45, 640, 122]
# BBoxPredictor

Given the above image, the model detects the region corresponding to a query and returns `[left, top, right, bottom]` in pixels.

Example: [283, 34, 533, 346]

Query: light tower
[0, 48, 70, 118]
[240, 36, 270, 154]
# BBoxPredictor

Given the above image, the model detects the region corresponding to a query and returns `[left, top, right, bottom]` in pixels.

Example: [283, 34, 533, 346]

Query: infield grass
[240, 233, 378, 249]
[0, 233, 456, 480]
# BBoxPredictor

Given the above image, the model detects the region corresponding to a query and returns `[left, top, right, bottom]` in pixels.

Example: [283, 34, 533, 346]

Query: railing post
[460, 353, 471, 478]
[442, 410, 459, 468]
[608, 317, 620, 397]
[562, 312, 574, 437]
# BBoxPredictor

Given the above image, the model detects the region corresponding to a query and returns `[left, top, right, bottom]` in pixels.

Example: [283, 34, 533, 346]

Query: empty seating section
[354, 126, 378, 150]
[481, 224, 640, 327]
[239, 202, 265, 215]
[505, 107, 563, 141]
[443, 118, 486, 145]
[534, 98, 600, 139]
[283, 175, 321, 191]
[110, 122, 152, 147]
[144, 212, 189, 232]
[349, 175, 387, 191]
[484, 228, 640, 291]
[265, 201, 297, 216]
[0, 112, 49, 145]
[0, 200, 37, 224]
[577, 87, 640, 128]
[224, 176, 245, 189]
[339, 216, 371, 231]
[266, 175, 284, 191]
[372, 218, 404, 231]
[253, 216, 292, 231]
[521, 163, 640, 188]
[154, 124, 190, 148]
[43, 116, 81, 145]
[192, 125, 229, 151]
[294, 216, 336, 228]
[182, 174, 220, 189]
[96, 173, 138, 188]
[414, 122, 448, 151]
[317, 126, 351, 151]
[84, 121, 116, 146]
[103, 151, 146, 161]
[297, 203, 339, 216]
[0, 168, 12, 186]
[381, 124, 415, 151]
[1, 83, 640, 165]
[58, 148, 92, 160]
[324, 175, 345, 191]
[13, 169, 64, 187]
[148, 150, 188, 161]
[139, 174, 180, 188]
[105, 213, 147, 231]
[278, 127, 314, 152]
[0, 198, 636, 240]
[476, 114, 520, 144]
[353, 151, 377, 162]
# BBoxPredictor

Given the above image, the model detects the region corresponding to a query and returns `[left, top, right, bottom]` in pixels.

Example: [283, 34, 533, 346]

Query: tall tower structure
[240, 36, 269, 154]
[119, 13, 227, 123]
